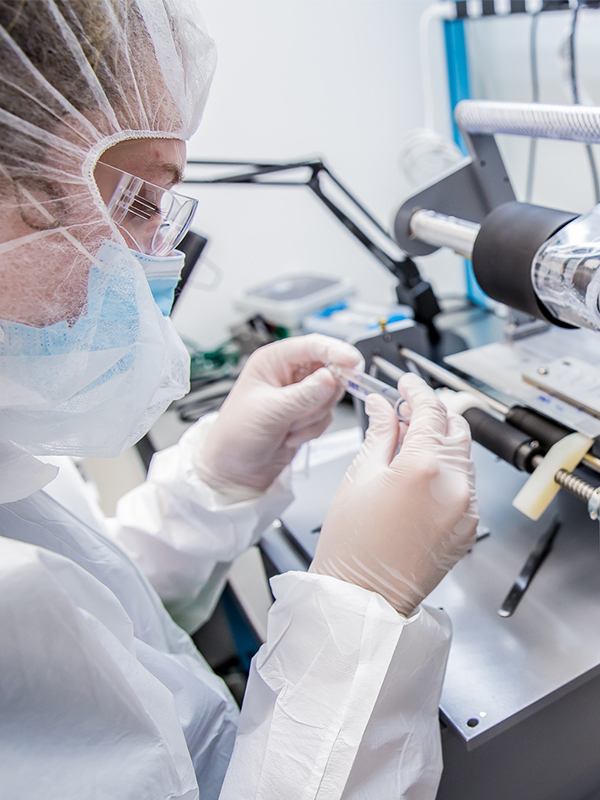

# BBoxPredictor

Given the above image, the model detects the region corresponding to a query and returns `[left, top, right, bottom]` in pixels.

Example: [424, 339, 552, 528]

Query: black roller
[471, 201, 577, 326]
[463, 407, 543, 472]
[506, 406, 572, 450]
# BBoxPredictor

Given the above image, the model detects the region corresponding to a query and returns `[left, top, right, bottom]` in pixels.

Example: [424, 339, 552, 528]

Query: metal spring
[555, 469, 595, 503]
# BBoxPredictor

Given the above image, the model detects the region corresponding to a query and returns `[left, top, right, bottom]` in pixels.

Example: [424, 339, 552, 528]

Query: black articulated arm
[184, 159, 441, 341]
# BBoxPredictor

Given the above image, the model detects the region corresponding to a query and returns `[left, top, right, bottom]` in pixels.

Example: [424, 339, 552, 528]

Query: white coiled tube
[456, 100, 600, 145]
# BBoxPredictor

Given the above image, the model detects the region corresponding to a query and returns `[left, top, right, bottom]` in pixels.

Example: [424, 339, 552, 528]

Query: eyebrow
[161, 162, 184, 187]
[144, 159, 185, 187]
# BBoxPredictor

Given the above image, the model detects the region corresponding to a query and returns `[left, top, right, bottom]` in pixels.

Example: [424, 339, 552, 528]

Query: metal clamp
[553, 468, 600, 522]
[588, 487, 600, 521]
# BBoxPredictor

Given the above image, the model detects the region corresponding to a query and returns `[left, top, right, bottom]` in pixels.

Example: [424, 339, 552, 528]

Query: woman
[0, 1, 478, 797]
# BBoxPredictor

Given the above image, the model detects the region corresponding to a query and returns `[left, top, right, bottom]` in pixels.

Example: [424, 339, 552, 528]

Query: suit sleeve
[0, 536, 198, 800]
[220, 571, 451, 800]
[106, 414, 293, 632]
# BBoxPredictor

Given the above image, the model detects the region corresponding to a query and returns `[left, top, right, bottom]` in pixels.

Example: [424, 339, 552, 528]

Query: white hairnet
[0, 0, 217, 456]
[0, 0, 216, 269]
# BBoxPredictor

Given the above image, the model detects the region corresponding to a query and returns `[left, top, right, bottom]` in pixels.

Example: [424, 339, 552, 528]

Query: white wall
[174, 0, 464, 349]
[467, 9, 600, 213]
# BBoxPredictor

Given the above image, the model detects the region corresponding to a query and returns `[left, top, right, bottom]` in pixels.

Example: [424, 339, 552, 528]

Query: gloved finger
[345, 394, 399, 483]
[446, 416, 477, 502]
[445, 412, 473, 458]
[453, 478, 480, 542]
[398, 419, 410, 446]
[397, 373, 448, 444]
[286, 333, 364, 371]
[285, 410, 335, 449]
[256, 334, 364, 386]
[395, 399, 412, 445]
[287, 385, 344, 434]
[278, 367, 341, 418]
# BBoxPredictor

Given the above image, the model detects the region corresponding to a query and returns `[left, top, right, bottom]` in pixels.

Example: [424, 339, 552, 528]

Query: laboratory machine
[260, 99, 600, 800]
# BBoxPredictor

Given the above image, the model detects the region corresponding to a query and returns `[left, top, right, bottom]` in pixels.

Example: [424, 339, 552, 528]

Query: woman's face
[95, 138, 188, 256]
[0, 137, 186, 327]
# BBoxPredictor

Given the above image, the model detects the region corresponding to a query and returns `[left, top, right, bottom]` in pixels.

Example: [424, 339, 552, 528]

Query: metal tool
[550, 464, 600, 521]
[375, 348, 508, 413]
[390, 348, 600, 476]
[409, 209, 479, 260]
[369, 352, 600, 517]
[498, 518, 562, 618]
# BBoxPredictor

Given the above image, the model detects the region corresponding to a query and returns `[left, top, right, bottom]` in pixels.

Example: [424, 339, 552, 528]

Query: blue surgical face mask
[129, 249, 186, 316]
[0, 240, 190, 458]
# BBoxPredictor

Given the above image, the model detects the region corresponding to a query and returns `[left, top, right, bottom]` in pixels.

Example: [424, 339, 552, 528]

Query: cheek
[0, 239, 89, 326]
[0, 194, 115, 327]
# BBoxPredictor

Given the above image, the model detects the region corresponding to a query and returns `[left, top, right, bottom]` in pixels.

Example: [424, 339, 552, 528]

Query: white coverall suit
[0, 0, 475, 796]
[0, 417, 451, 800]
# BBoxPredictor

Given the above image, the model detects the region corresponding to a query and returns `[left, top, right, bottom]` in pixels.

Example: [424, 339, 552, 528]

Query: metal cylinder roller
[409, 210, 480, 260]
[369, 352, 600, 518]
[456, 100, 600, 145]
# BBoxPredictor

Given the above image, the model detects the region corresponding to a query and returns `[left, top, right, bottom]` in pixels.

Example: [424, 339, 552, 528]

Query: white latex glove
[194, 334, 363, 493]
[310, 372, 479, 617]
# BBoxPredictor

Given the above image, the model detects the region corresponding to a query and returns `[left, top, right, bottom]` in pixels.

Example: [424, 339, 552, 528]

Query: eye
[129, 186, 162, 221]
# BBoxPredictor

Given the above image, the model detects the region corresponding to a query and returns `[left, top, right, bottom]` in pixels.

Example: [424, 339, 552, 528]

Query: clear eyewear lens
[98, 163, 197, 256]
[150, 192, 197, 256]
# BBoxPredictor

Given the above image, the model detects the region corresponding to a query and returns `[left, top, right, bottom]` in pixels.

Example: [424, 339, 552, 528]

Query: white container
[303, 299, 413, 342]
[236, 273, 355, 329]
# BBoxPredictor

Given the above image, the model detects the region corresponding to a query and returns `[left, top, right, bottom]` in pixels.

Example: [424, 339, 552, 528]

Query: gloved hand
[193, 334, 363, 493]
[310, 373, 479, 617]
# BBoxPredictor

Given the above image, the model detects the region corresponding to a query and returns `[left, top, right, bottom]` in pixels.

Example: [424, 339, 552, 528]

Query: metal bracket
[504, 310, 550, 342]
[394, 136, 515, 257]
[350, 323, 431, 431]
[588, 487, 600, 521]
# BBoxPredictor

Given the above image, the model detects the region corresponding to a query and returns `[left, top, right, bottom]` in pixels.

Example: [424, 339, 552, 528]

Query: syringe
[327, 364, 409, 421]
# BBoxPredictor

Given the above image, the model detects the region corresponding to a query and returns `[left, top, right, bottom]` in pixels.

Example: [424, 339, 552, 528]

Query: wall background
[174, 1, 600, 349]
[175, 0, 461, 349]
[467, 8, 600, 214]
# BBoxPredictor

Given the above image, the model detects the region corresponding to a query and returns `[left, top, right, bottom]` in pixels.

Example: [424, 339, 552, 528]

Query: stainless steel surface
[584, 453, 600, 473]
[505, 316, 550, 342]
[371, 348, 600, 478]
[429, 443, 600, 748]
[409, 209, 480, 259]
[522, 357, 600, 421]
[399, 346, 510, 415]
[589, 488, 600, 522]
[274, 438, 600, 751]
[498, 518, 561, 619]
[260, 521, 310, 574]
[371, 355, 405, 381]
[446, 327, 600, 438]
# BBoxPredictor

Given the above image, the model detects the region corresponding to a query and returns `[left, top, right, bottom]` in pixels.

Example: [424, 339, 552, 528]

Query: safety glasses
[95, 162, 198, 256]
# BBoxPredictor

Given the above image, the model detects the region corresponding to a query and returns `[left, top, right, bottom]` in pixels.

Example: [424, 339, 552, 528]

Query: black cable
[184, 159, 442, 339]
[525, 10, 541, 202]
[569, 1, 600, 203]
[569, 2, 581, 104]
